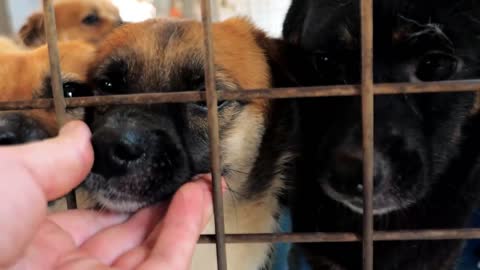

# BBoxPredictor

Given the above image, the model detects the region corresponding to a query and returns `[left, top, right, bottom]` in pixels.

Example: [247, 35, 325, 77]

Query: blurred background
[0, 0, 291, 37]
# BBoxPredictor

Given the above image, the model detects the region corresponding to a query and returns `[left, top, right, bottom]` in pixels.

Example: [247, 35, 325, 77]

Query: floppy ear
[252, 24, 316, 87]
[282, 0, 309, 44]
[19, 12, 46, 47]
[221, 17, 315, 87]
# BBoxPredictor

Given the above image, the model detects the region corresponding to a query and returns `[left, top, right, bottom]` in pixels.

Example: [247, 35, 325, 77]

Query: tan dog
[19, 0, 121, 47]
[85, 17, 298, 270]
[0, 40, 96, 135]
[0, 36, 26, 52]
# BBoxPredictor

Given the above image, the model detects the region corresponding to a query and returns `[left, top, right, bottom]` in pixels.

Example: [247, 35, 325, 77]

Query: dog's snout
[92, 128, 147, 177]
[0, 113, 50, 145]
[330, 148, 389, 195]
[331, 150, 367, 195]
[0, 130, 18, 145]
[112, 138, 144, 163]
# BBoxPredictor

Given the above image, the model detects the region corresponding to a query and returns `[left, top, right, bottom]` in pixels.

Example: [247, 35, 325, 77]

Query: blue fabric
[273, 209, 292, 270]
[273, 210, 310, 270]
[273, 209, 480, 270]
[457, 210, 480, 270]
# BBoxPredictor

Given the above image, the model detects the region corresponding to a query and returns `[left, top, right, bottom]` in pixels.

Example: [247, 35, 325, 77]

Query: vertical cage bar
[200, 0, 228, 269]
[360, 0, 374, 269]
[43, 0, 77, 209]
[0, 0, 13, 35]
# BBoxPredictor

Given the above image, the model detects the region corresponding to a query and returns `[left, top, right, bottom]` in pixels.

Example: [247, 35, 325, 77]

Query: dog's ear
[19, 12, 46, 47]
[250, 21, 315, 87]
[283, 0, 354, 47]
[220, 17, 314, 87]
[282, 0, 309, 44]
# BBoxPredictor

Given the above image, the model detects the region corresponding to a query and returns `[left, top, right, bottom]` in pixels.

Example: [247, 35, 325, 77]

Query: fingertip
[59, 121, 92, 138]
[179, 179, 214, 227]
[58, 121, 94, 180]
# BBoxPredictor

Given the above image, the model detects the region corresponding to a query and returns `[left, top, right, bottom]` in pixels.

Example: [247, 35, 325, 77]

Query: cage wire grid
[0, 0, 478, 270]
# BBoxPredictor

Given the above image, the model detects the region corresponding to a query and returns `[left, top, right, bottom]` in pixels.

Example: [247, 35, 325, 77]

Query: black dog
[283, 0, 480, 269]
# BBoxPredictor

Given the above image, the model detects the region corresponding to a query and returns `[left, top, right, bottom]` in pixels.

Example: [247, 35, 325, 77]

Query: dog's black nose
[331, 150, 365, 195]
[0, 113, 50, 145]
[330, 149, 385, 195]
[92, 128, 147, 177]
[0, 130, 18, 145]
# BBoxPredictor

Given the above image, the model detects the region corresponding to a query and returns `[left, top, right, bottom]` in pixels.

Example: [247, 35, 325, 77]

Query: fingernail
[192, 173, 212, 181]
[200, 182, 214, 226]
[59, 121, 91, 137]
[221, 177, 228, 193]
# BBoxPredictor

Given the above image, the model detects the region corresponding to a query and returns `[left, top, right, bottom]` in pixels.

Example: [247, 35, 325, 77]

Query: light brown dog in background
[19, 0, 121, 47]
[0, 41, 97, 210]
[0, 36, 24, 52]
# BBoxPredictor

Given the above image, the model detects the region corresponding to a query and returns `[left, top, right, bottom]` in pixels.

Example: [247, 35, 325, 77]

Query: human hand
[0, 121, 217, 270]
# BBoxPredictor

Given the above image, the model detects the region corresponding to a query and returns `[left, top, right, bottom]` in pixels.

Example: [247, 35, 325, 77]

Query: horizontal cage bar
[198, 228, 480, 244]
[0, 80, 479, 111]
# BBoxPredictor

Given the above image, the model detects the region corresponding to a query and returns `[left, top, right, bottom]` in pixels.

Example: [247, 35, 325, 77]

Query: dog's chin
[85, 173, 151, 213]
[320, 181, 416, 216]
[94, 191, 148, 213]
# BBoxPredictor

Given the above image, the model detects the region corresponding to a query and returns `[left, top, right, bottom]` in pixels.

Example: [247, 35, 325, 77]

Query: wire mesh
[1, 1, 479, 270]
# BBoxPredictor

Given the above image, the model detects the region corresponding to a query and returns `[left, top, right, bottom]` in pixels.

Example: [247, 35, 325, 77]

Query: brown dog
[19, 0, 121, 48]
[85, 18, 298, 270]
[0, 36, 24, 52]
[0, 40, 95, 143]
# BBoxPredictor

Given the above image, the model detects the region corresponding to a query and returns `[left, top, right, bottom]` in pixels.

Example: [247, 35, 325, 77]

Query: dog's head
[0, 40, 95, 145]
[284, 0, 480, 215]
[19, 0, 121, 48]
[85, 18, 275, 212]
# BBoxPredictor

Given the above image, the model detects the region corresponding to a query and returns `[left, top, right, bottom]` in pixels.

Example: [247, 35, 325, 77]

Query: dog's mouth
[84, 172, 182, 213]
[93, 189, 149, 213]
[320, 181, 416, 215]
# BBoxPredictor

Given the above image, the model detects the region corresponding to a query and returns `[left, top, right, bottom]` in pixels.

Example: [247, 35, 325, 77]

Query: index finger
[138, 180, 213, 270]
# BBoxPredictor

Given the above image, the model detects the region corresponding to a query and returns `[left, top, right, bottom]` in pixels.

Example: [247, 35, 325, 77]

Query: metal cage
[2, 0, 480, 269]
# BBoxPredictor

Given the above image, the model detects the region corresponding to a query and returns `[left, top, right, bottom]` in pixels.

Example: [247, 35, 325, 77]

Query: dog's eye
[415, 52, 458, 81]
[195, 100, 228, 110]
[98, 79, 115, 93]
[312, 51, 333, 72]
[63, 82, 91, 98]
[194, 86, 228, 110]
[82, 14, 100, 26]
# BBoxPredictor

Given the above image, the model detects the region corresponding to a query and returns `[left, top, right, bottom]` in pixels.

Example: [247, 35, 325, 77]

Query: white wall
[7, 0, 40, 32]
[219, 0, 291, 38]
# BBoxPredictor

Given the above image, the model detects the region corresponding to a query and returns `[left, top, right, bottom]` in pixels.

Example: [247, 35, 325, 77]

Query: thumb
[0, 121, 93, 267]
[0, 120, 94, 200]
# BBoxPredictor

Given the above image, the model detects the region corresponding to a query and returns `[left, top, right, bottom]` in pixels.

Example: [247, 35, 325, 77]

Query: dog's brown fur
[19, 0, 121, 48]
[0, 36, 25, 52]
[87, 17, 295, 270]
[0, 40, 95, 135]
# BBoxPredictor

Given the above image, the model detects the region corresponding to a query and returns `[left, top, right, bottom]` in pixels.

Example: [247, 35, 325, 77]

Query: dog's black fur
[283, 0, 480, 269]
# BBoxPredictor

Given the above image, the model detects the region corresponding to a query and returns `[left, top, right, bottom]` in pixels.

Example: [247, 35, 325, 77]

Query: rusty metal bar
[198, 228, 480, 243]
[1, 80, 480, 111]
[43, 0, 77, 209]
[360, 0, 374, 268]
[200, 0, 228, 269]
[0, 1, 13, 35]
